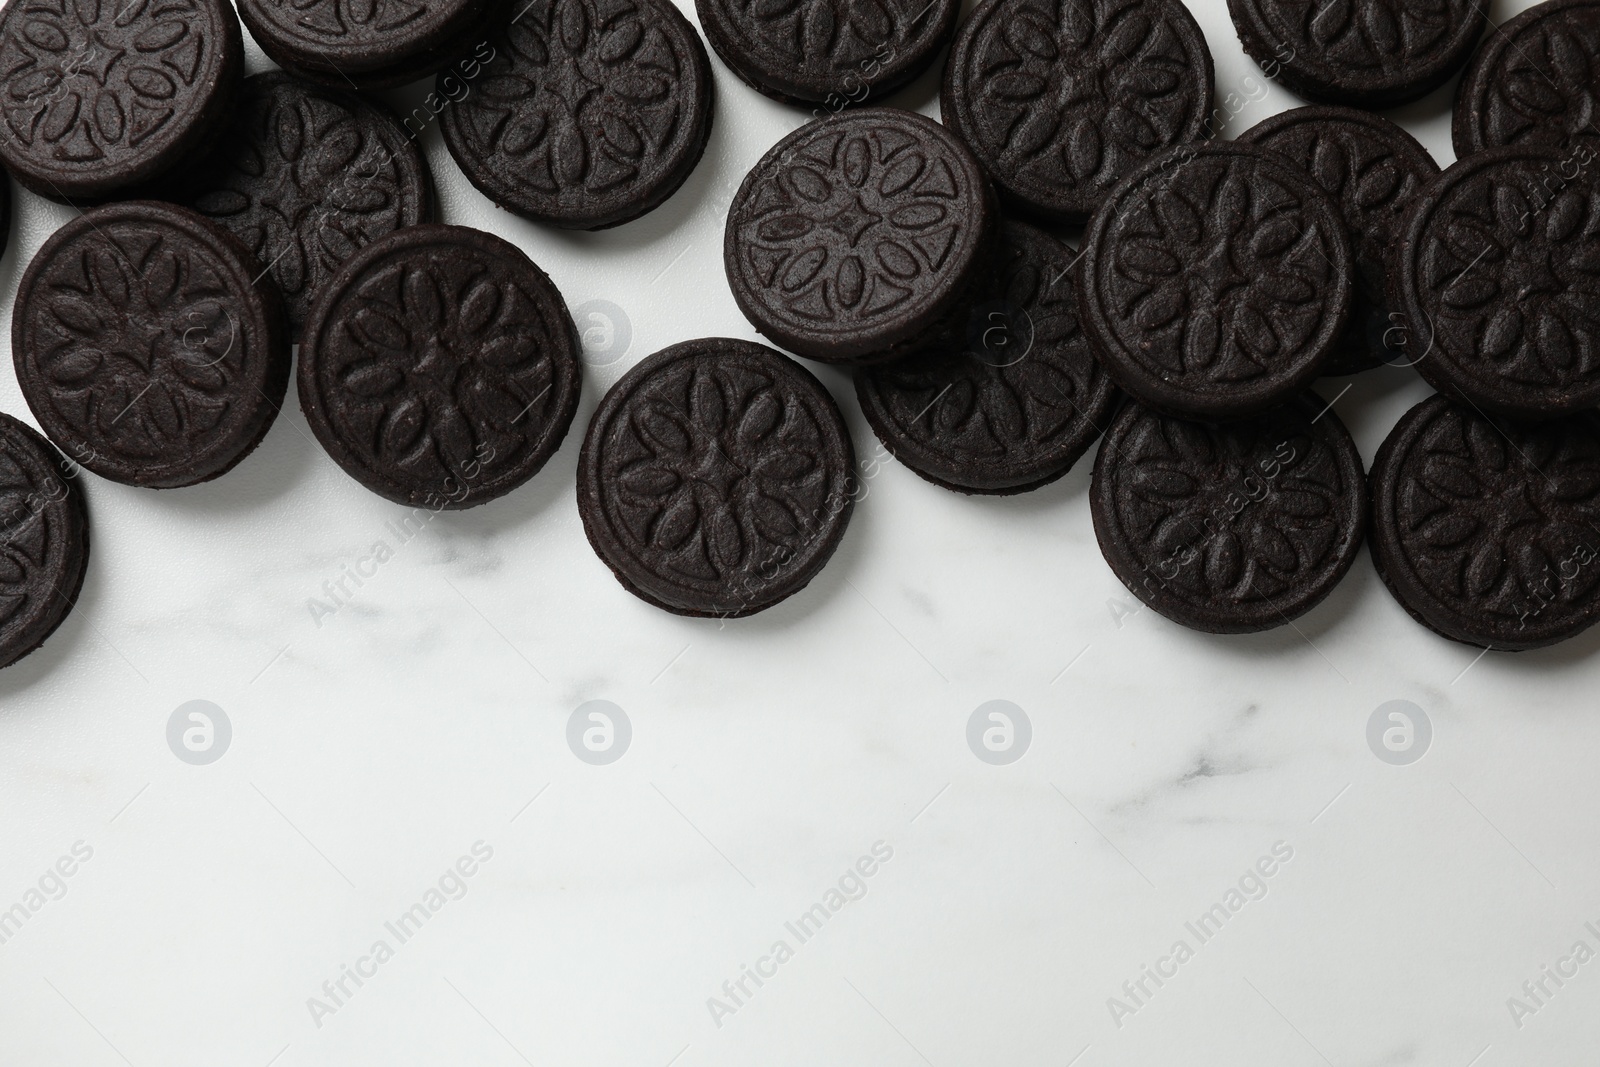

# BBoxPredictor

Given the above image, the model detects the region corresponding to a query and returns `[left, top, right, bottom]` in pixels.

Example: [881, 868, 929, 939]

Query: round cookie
[941, 0, 1215, 225]
[1391, 147, 1600, 419]
[236, 0, 498, 91]
[299, 224, 581, 509]
[696, 0, 957, 107]
[437, 0, 713, 230]
[1090, 394, 1367, 634]
[578, 338, 855, 617]
[854, 220, 1119, 494]
[1370, 394, 1600, 650]
[177, 73, 433, 340]
[1240, 106, 1440, 376]
[1227, 0, 1486, 109]
[13, 200, 290, 488]
[0, 0, 243, 202]
[1075, 140, 1353, 419]
[0, 413, 89, 670]
[725, 107, 998, 365]
[1454, 0, 1600, 158]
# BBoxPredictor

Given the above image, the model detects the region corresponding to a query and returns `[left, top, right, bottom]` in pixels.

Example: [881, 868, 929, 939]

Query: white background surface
[4, 0, 1600, 1064]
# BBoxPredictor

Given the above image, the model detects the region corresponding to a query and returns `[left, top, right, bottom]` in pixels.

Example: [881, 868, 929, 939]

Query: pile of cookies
[1, 0, 1598, 669]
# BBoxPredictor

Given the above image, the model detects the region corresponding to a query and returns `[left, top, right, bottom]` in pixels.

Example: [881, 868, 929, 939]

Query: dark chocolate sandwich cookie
[299, 224, 581, 509]
[578, 338, 855, 617]
[1076, 141, 1352, 419]
[178, 73, 433, 340]
[1454, 0, 1600, 158]
[0, 0, 243, 202]
[1091, 394, 1367, 634]
[1391, 148, 1600, 418]
[696, 0, 957, 107]
[726, 107, 997, 365]
[1229, 0, 1485, 108]
[0, 413, 89, 670]
[1241, 106, 1440, 376]
[13, 201, 289, 488]
[1370, 394, 1600, 650]
[237, 0, 497, 90]
[438, 0, 712, 229]
[941, 0, 1214, 224]
[855, 220, 1119, 494]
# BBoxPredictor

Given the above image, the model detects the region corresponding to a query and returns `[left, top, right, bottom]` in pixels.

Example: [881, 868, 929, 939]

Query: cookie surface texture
[725, 107, 997, 365]
[0, 0, 243, 201]
[855, 219, 1119, 493]
[578, 337, 855, 617]
[438, 0, 714, 229]
[1370, 393, 1600, 650]
[696, 0, 958, 105]
[1240, 105, 1439, 375]
[180, 72, 434, 339]
[299, 224, 582, 509]
[1091, 394, 1367, 633]
[941, 0, 1215, 224]
[1076, 140, 1352, 419]
[1391, 147, 1600, 418]
[13, 200, 289, 488]
[1454, 0, 1600, 158]
[237, 0, 496, 89]
[1227, 0, 1485, 108]
[0, 413, 89, 670]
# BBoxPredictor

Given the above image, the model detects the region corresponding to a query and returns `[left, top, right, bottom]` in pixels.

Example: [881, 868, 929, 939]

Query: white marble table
[3, 0, 1598, 1064]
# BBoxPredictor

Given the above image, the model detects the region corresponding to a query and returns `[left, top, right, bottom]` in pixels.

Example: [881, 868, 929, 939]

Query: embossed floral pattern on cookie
[579, 338, 854, 617]
[1078, 142, 1350, 418]
[439, 0, 712, 229]
[941, 0, 1214, 222]
[0, 0, 239, 196]
[13, 201, 289, 487]
[185, 73, 431, 338]
[727, 108, 995, 363]
[1372, 394, 1600, 649]
[1228, 0, 1484, 107]
[300, 224, 581, 508]
[855, 221, 1117, 493]
[1394, 149, 1600, 416]
[1455, 0, 1600, 156]
[1091, 394, 1366, 632]
[1242, 106, 1439, 374]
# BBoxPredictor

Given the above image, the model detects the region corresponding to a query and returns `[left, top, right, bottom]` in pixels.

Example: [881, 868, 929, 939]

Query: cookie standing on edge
[855, 220, 1119, 494]
[13, 201, 290, 488]
[941, 0, 1215, 224]
[1091, 395, 1367, 634]
[579, 338, 855, 618]
[1454, 0, 1600, 158]
[696, 0, 957, 107]
[1391, 147, 1600, 418]
[299, 224, 582, 509]
[725, 107, 998, 365]
[1370, 394, 1600, 650]
[178, 73, 434, 339]
[0, 0, 243, 202]
[237, 0, 501, 90]
[0, 414, 89, 670]
[1228, 0, 1485, 108]
[1076, 141, 1353, 419]
[1241, 106, 1440, 376]
[438, 0, 713, 230]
